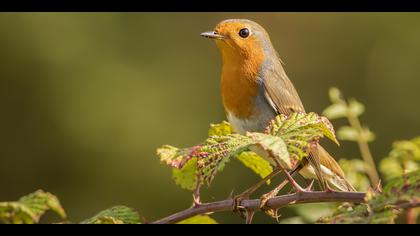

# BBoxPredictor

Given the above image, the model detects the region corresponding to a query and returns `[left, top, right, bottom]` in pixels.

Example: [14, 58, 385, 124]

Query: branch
[396, 201, 420, 210]
[151, 191, 366, 224]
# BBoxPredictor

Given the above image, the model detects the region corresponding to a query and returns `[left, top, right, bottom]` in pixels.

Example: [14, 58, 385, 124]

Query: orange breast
[221, 65, 257, 118]
[220, 43, 265, 119]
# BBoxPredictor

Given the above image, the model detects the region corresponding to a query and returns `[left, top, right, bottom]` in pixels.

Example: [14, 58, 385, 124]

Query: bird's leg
[259, 169, 308, 219]
[259, 161, 307, 209]
[259, 170, 314, 209]
[286, 179, 314, 194]
[270, 155, 307, 193]
[232, 167, 283, 216]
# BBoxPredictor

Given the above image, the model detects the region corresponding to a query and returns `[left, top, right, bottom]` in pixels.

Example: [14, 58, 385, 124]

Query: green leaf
[348, 99, 365, 117]
[337, 126, 359, 141]
[248, 132, 291, 169]
[337, 126, 375, 143]
[392, 138, 420, 162]
[267, 112, 339, 161]
[91, 216, 125, 224]
[339, 159, 371, 191]
[81, 206, 140, 224]
[237, 151, 273, 183]
[0, 190, 66, 224]
[291, 203, 335, 223]
[361, 127, 375, 142]
[208, 121, 234, 136]
[172, 158, 198, 191]
[196, 134, 254, 185]
[379, 136, 420, 181]
[319, 170, 420, 224]
[19, 190, 66, 220]
[177, 215, 217, 224]
[319, 116, 340, 145]
[157, 145, 193, 169]
[379, 157, 404, 181]
[0, 202, 35, 224]
[322, 103, 347, 120]
[158, 113, 339, 188]
[159, 133, 254, 186]
[278, 216, 306, 224]
[404, 160, 419, 173]
[328, 87, 344, 104]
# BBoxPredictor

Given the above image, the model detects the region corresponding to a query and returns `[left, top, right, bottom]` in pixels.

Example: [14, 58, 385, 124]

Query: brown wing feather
[316, 145, 356, 191]
[317, 145, 345, 178]
[262, 62, 305, 115]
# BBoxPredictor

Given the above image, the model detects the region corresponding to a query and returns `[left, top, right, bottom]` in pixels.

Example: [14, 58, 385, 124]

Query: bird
[201, 19, 355, 193]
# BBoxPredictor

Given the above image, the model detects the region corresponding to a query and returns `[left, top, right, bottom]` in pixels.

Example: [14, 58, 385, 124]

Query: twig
[397, 201, 420, 211]
[192, 174, 202, 206]
[151, 191, 366, 224]
[346, 104, 380, 187]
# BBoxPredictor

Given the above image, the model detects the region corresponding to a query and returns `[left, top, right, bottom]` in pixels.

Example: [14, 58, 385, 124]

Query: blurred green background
[0, 13, 419, 223]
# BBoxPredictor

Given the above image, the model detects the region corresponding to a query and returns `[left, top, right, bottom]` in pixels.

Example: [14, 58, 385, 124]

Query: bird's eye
[238, 28, 250, 38]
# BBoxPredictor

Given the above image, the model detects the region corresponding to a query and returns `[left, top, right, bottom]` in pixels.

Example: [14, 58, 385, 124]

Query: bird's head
[201, 19, 275, 62]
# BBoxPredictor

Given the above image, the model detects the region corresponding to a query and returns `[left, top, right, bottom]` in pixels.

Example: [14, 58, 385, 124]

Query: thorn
[228, 189, 235, 199]
[284, 170, 306, 193]
[305, 180, 315, 192]
[324, 182, 336, 193]
[375, 179, 382, 193]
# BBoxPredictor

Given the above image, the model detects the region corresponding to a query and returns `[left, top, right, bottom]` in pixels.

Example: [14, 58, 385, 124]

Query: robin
[201, 19, 355, 194]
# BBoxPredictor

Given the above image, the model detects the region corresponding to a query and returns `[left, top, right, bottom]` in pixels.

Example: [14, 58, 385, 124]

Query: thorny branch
[151, 191, 366, 224]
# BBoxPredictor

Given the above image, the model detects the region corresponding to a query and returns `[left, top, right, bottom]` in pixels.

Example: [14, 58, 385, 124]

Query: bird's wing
[261, 64, 305, 115]
[317, 145, 345, 178]
[262, 62, 327, 189]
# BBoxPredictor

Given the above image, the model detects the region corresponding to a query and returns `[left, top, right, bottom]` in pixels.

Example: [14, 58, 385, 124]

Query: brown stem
[397, 201, 420, 211]
[151, 191, 366, 224]
[192, 174, 202, 206]
[347, 110, 380, 187]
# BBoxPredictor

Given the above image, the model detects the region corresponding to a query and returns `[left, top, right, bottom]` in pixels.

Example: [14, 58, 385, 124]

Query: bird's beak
[200, 31, 227, 40]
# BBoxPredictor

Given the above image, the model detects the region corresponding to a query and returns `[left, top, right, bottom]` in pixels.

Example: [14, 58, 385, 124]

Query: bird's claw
[259, 191, 275, 209]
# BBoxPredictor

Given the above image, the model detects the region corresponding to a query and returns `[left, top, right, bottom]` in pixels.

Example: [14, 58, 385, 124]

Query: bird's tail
[300, 145, 356, 192]
[326, 173, 357, 192]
